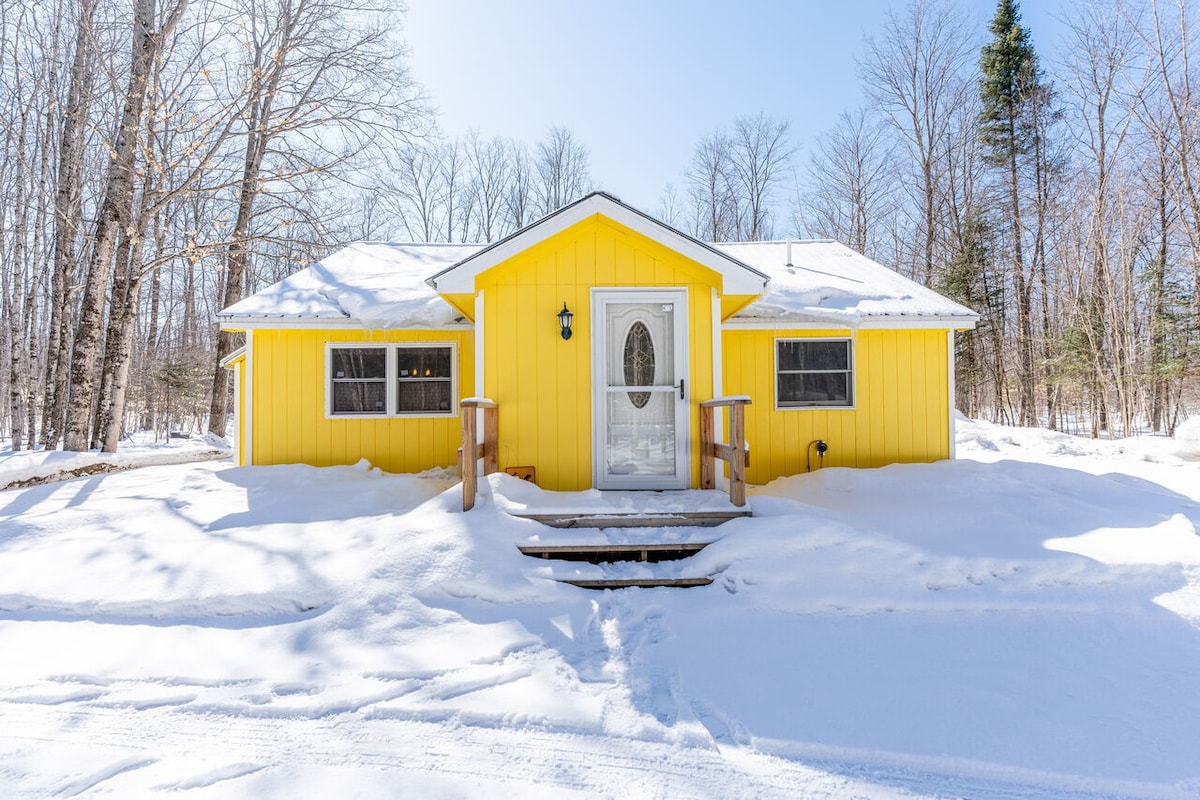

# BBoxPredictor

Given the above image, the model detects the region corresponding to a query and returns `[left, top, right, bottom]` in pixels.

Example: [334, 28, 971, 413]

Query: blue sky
[404, 0, 1069, 217]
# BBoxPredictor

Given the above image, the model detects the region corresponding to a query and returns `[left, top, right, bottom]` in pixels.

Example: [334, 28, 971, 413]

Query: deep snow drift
[1, 418, 1198, 798]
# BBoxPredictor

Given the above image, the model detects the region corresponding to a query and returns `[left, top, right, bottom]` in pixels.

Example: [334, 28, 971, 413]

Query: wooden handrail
[700, 395, 752, 507]
[459, 398, 498, 511]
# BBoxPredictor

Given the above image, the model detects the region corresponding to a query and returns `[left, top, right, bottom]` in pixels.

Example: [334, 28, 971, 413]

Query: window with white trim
[776, 338, 853, 408]
[395, 346, 453, 414]
[330, 347, 387, 415]
[328, 343, 456, 417]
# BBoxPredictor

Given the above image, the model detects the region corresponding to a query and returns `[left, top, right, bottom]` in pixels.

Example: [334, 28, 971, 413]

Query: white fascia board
[218, 316, 473, 331]
[427, 194, 769, 295]
[723, 315, 977, 331]
[219, 345, 247, 369]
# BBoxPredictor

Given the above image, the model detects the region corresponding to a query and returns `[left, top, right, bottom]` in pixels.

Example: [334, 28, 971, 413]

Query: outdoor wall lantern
[558, 302, 574, 340]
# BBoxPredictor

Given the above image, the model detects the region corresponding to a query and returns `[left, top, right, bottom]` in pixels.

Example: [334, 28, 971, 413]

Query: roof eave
[724, 312, 979, 330]
[217, 314, 473, 331]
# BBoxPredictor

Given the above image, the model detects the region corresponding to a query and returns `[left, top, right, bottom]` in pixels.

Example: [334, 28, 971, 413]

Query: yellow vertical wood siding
[238, 219, 955, 487]
[478, 215, 723, 491]
[722, 327, 950, 483]
[248, 327, 473, 474]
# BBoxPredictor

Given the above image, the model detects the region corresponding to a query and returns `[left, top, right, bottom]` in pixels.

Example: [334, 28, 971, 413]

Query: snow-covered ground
[1, 418, 1199, 798]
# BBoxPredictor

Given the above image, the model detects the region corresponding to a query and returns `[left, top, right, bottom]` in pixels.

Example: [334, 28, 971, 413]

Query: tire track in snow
[0, 698, 903, 798]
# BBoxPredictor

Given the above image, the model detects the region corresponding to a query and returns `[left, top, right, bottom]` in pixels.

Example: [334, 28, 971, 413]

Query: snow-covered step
[561, 577, 713, 590]
[518, 541, 711, 564]
[527, 544, 716, 590]
[508, 510, 750, 528]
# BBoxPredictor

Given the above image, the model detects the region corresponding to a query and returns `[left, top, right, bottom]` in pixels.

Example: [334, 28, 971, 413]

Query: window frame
[326, 342, 458, 419]
[774, 337, 855, 410]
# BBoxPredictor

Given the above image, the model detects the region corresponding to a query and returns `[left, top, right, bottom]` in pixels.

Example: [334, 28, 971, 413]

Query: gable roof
[718, 240, 978, 327]
[218, 199, 978, 331]
[426, 191, 770, 295]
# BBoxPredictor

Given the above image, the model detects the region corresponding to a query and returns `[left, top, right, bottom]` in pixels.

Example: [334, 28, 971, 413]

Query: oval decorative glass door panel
[623, 321, 655, 408]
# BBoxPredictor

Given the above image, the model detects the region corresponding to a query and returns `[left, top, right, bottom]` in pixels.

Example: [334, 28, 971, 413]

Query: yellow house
[218, 192, 977, 495]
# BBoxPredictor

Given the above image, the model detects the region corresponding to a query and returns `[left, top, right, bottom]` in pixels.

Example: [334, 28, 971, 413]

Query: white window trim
[774, 336, 856, 410]
[325, 342, 458, 419]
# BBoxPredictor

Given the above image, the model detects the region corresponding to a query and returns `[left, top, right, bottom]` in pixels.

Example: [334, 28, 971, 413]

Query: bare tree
[797, 108, 898, 257]
[726, 112, 793, 241]
[465, 131, 509, 242]
[861, 0, 975, 283]
[686, 131, 737, 240]
[505, 140, 534, 231]
[208, 0, 422, 438]
[534, 125, 591, 215]
[387, 140, 446, 241]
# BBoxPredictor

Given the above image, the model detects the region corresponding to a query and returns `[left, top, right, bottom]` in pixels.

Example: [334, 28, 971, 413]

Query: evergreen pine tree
[978, 0, 1044, 426]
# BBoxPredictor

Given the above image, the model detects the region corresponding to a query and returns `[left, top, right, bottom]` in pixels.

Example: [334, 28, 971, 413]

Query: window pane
[397, 347, 451, 379]
[778, 340, 849, 371]
[332, 381, 386, 414]
[778, 373, 850, 406]
[397, 380, 452, 413]
[331, 348, 386, 380]
[605, 391, 675, 476]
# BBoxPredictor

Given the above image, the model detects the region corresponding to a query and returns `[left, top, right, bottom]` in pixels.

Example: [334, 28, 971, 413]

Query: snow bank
[1174, 417, 1200, 459]
[0, 435, 230, 491]
[1, 417, 1199, 798]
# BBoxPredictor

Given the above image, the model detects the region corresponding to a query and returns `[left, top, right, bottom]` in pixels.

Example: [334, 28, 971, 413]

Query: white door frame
[591, 288, 690, 490]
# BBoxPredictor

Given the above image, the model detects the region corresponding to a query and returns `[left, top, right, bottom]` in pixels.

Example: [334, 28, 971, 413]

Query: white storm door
[592, 289, 689, 490]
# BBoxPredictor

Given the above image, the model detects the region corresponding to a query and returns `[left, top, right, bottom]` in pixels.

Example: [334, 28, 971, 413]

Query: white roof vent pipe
[786, 238, 793, 268]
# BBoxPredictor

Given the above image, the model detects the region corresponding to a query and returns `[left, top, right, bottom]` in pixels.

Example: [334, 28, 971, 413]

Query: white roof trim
[427, 192, 769, 295]
[723, 315, 977, 331]
[219, 316, 472, 331]
[219, 345, 246, 368]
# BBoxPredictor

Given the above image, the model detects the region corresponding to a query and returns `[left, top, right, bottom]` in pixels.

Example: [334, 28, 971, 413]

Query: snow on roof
[219, 237, 977, 329]
[715, 240, 979, 326]
[218, 242, 483, 328]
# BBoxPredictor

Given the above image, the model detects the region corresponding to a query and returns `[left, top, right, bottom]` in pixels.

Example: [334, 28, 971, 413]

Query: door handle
[677, 379, 686, 400]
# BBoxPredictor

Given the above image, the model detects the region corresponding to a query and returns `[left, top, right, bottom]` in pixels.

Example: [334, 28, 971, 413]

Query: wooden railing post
[482, 404, 498, 476]
[698, 396, 751, 508]
[728, 400, 746, 507]
[459, 398, 497, 512]
[700, 403, 715, 490]
[460, 402, 478, 512]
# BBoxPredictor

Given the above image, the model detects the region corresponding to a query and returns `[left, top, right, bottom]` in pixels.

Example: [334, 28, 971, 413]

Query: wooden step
[518, 542, 711, 564]
[560, 577, 714, 590]
[510, 510, 750, 529]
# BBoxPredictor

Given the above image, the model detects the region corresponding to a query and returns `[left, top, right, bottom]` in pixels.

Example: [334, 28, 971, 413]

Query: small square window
[395, 346, 453, 415]
[777, 339, 853, 408]
[330, 347, 387, 415]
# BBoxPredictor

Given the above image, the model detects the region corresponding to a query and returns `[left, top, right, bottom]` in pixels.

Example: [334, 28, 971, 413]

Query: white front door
[592, 289, 689, 490]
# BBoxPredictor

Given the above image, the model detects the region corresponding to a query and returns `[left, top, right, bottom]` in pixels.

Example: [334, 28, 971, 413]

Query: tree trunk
[208, 14, 287, 438]
[61, 0, 166, 451]
[42, 0, 97, 449]
[1007, 121, 1034, 427]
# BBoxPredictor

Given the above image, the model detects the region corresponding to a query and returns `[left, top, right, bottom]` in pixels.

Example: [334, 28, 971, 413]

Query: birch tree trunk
[62, 0, 186, 451]
[41, 0, 96, 448]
